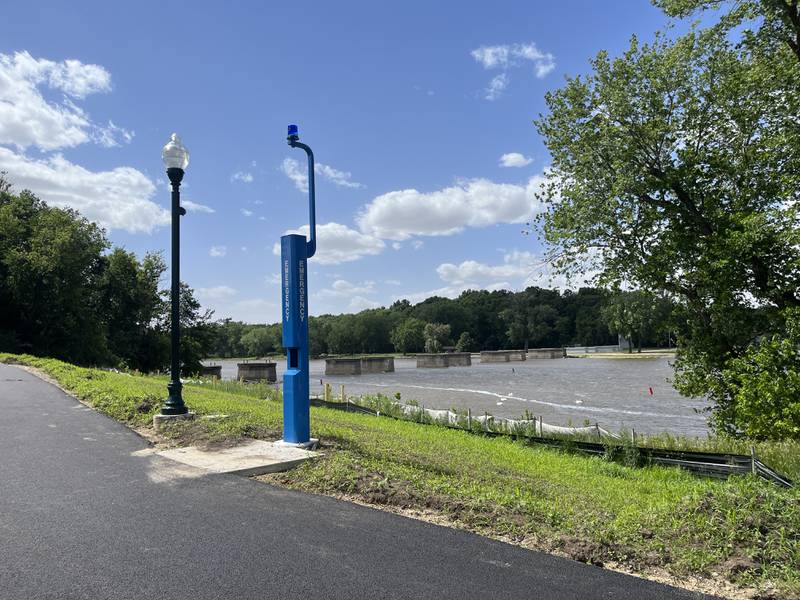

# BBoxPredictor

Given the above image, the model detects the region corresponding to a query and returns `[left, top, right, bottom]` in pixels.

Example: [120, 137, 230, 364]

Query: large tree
[535, 12, 800, 435]
[0, 183, 109, 363]
[99, 249, 166, 370]
[391, 317, 426, 354]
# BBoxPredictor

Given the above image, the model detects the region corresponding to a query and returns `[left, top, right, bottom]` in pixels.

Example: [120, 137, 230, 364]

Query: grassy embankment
[3, 353, 798, 599]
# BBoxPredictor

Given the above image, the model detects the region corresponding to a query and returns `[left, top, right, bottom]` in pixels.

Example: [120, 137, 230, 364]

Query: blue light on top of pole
[287, 124, 299, 142]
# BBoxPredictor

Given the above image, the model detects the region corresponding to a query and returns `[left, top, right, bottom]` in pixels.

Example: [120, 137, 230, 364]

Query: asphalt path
[0, 363, 717, 599]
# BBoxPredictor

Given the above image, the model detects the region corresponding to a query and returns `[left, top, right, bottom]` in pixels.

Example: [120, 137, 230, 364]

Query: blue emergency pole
[280, 124, 316, 444]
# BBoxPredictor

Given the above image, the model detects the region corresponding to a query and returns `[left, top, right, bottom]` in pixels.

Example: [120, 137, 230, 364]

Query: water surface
[205, 356, 710, 437]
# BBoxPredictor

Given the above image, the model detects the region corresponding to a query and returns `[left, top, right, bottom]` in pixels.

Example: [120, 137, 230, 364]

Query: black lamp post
[160, 133, 189, 416]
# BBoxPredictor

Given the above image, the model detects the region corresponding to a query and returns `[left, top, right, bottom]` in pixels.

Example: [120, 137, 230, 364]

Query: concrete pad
[156, 439, 319, 477]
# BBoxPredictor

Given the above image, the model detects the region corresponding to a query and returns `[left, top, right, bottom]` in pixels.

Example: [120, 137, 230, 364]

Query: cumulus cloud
[391, 279, 515, 305]
[0, 147, 167, 233]
[0, 51, 131, 151]
[281, 158, 363, 192]
[437, 249, 599, 292]
[356, 175, 548, 241]
[317, 279, 376, 299]
[437, 250, 536, 285]
[209, 245, 227, 257]
[182, 199, 214, 213]
[272, 222, 384, 265]
[240, 208, 253, 217]
[221, 298, 278, 323]
[471, 42, 555, 100]
[0, 51, 162, 234]
[499, 152, 533, 168]
[348, 296, 380, 311]
[394, 248, 597, 305]
[231, 171, 253, 183]
[197, 285, 237, 301]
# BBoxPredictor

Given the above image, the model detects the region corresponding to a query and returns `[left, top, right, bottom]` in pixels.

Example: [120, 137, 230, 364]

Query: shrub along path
[2, 355, 798, 599]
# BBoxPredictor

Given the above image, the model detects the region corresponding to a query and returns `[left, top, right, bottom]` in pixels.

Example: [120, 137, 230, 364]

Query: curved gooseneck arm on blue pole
[281, 124, 316, 445]
[288, 137, 316, 259]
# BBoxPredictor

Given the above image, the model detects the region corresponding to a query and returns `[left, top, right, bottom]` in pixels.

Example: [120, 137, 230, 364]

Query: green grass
[3, 353, 799, 598]
[348, 391, 800, 482]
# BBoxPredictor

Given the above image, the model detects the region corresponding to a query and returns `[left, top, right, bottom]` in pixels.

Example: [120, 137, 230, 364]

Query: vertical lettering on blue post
[298, 259, 306, 322]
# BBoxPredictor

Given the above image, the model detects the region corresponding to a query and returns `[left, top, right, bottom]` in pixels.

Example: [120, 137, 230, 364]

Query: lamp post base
[153, 411, 196, 429]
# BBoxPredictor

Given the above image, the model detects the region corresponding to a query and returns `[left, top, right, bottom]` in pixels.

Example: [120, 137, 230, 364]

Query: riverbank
[2, 353, 798, 599]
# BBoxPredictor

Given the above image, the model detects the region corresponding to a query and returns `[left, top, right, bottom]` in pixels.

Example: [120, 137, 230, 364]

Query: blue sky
[1, 1, 674, 322]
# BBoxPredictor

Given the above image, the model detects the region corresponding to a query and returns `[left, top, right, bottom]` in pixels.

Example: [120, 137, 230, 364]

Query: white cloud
[182, 199, 215, 213]
[471, 42, 555, 77]
[272, 222, 385, 265]
[412, 240, 424, 250]
[436, 249, 599, 292]
[224, 298, 278, 323]
[0, 147, 167, 234]
[317, 279, 376, 299]
[240, 208, 253, 217]
[93, 120, 134, 148]
[392, 280, 518, 305]
[281, 158, 363, 192]
[471, 42, 555, 100]
[391, 284, 475, 305]
[392, 242, 402, 251]
[499, 152, 533, 168]
[231, 171, 253, 183]
[209, 245, 227, 257]
[357, 175, 548, 241]
[197, 285, 237, 301]
[0, 52, 159, 234]
[485, 73, 509, 101]
[47, 58, 111, 97]
[385, 279, 401, 286]
[281, 158, 308, 192]
[436, 250, 536, 285]
[394, 248, 594, 305]
[266, 273, 282, 285]
[0, 51, 131, 151]
[348, 296, 381, 311]
[315, 163, 364, 188]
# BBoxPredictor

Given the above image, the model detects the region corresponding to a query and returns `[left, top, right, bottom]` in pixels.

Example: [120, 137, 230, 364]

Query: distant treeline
[208, 287, 676, 358]
[0, 176, 674, 370]
[0, 178, 213, 373]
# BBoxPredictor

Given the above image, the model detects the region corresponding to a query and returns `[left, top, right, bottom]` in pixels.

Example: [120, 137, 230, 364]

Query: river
[204, 354, 711, 437]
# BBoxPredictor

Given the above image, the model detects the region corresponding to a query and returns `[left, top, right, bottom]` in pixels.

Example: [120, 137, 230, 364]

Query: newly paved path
[0, 364, 715, 599]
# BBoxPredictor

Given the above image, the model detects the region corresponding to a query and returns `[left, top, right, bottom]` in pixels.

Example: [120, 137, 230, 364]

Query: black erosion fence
[310, 395, 794, 489]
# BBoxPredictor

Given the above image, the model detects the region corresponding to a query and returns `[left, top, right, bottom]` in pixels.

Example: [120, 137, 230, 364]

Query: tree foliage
[390, 317, 426, 354]
[711, 308, 800, 439]
[209, 286, 671, 359]
[535, 2, 800, 437]
[423, 323, 451, 353]
[0, 179, 213, 374]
